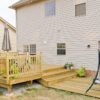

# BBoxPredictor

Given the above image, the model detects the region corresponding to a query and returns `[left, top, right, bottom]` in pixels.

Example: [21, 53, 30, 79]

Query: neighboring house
[0, 17, 16, 52]
[11, 0, 100, 70]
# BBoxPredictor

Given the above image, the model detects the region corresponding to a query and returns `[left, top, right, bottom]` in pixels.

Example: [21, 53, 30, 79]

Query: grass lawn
[0, 86, 99, 100]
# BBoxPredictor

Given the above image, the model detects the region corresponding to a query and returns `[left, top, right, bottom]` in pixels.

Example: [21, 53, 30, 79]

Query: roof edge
[0, 17, 16, 32]
[10, 0, 29, 9]
[10, 0, 40, 9]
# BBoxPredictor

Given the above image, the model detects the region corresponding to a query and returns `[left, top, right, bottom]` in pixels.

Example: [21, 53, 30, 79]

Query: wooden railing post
[6, 53, 9, 84]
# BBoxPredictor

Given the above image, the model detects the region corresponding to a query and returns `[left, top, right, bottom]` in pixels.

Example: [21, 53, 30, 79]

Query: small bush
[10, 64, 19, 79]
[77, 67, 86, 77]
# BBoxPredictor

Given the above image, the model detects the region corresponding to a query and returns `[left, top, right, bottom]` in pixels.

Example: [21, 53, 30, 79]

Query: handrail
[0, 53, 42, 83]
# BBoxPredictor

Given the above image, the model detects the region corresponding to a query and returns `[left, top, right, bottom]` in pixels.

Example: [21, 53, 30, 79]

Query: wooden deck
[0, 53, 42, 92]
[39, 67, 100, 99]
[49, 77, 100, 98]
[0, 53, 99, 98]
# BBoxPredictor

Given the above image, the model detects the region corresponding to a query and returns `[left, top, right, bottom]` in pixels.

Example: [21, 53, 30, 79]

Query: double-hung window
[23, 45, 29, 53]
[23, 44, 36, 55]
[57, 43, 66, 55]
[30, 44, 36, 55]
[75, 3, 86, 16]
[45, 0, 55, 16]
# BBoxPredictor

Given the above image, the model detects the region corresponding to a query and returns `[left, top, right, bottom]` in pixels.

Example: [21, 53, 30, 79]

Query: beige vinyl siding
[0, 21, 16, 52]
[16, 0, 100, 70]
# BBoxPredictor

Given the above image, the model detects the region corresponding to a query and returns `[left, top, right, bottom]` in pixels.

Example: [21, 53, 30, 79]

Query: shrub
[77, 67, 86, 77]
[10, 63, 19, 79]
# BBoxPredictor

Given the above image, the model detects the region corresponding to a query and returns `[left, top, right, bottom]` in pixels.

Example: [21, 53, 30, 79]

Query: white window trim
[57, 43, 66, 55]
[74, 0, 87, 5]
[23, 44, 36, 55]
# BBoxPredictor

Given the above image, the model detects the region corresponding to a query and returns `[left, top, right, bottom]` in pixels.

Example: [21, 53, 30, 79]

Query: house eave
[0, 17, 16, 32]
[10, 0, 44, 9]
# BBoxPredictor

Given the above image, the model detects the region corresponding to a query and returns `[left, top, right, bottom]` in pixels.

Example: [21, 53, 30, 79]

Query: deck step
[39, 68, 76, 86]
[43, 67, 65, 73]
[43, 69, 75, 78]
[44, 72, 76, 81]
[46, 74, 76, 86]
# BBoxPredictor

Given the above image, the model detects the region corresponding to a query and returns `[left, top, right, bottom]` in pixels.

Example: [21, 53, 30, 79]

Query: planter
[64, 63, 74, 70]
[67, 66, 71, 70]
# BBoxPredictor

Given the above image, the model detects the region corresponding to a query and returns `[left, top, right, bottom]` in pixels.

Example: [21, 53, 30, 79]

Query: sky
[0, 0, 19, 27]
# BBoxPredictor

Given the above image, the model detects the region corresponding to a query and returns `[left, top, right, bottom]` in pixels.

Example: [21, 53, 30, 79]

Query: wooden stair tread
[43, 73, 76, 82]
[43, 67, 64, 73]
[40, 68, 76, 86]
[43, 69, 68, 77]
[43, 69, 75, 78]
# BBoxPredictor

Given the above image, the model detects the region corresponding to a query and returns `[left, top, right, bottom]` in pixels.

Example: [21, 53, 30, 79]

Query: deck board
[49, 77, 100, 98]
[9, 73, 42, 85]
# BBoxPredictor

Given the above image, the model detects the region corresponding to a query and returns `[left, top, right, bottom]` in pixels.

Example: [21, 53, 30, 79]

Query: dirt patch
[0, 84, 99, 100]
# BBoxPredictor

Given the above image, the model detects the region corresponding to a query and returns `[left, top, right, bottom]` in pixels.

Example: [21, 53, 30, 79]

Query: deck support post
[7, 85, 12, 93]
[27, 80, 33, 86]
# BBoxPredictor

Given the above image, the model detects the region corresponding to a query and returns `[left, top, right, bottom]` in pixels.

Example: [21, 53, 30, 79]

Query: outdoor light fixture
[87, 45, 91, 48]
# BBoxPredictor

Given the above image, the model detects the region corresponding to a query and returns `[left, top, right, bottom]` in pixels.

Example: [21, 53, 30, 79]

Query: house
[0, 17, 16, 52]
[11, 0, 100, 71]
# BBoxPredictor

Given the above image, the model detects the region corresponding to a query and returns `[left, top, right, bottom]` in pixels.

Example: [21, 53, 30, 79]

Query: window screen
[30, 44, 36, 55]
[75, 3, 86, 16]
[57, 43, 66, 55]
[23, 45, 29, 53]
[45, 0, 55, 16]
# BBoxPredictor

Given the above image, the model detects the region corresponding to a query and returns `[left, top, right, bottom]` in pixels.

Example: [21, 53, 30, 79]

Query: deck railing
[0, 53, 41, 84]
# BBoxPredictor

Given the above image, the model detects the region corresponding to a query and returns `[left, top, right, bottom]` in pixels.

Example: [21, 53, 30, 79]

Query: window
[30, 44, 36, 55]
[45, 0, 55, 16]
[23, 44, 36, 55]
[23, 45, 29, 53]
[75, 3, 86, 16]
[57, 43, 66, 55]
